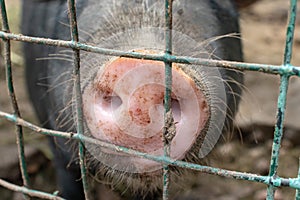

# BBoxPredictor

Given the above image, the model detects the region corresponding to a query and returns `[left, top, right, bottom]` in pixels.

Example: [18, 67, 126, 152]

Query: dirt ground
[1, 0, 300, 199]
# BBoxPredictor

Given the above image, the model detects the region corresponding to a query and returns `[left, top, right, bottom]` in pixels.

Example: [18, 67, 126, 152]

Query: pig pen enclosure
[0, 0, 300, 199]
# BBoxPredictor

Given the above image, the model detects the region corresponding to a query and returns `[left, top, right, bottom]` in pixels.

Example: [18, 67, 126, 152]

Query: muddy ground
[0, 0, 300, 199]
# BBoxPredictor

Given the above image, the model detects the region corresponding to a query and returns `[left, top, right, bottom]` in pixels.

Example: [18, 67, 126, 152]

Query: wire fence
[0, 0, 299, 200]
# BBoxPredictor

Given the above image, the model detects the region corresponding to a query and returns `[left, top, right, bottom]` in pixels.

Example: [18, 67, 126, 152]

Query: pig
[22, 0, 245, 199]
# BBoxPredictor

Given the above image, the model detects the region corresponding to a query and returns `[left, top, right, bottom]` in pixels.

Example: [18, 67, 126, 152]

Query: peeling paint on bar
[0, 178, 64, 200]
[162, 0, 173, 199]
[66, 0, 90, 199]
[0, 0, 30, 194]
[1, 111, 300, 191]
[0, 31, 299, 77]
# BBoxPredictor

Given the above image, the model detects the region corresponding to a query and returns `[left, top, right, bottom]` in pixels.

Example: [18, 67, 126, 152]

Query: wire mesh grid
[0, 0, 299, 199]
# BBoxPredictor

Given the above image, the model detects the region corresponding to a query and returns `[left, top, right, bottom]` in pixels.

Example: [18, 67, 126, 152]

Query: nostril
[101, 94, 123, 112]
[171, 99, 181, 123]
[110, 95, 122, 110]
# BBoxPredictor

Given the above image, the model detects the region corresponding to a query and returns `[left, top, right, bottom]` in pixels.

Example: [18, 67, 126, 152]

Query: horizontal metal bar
[1, 31, 300, 77]
[1, 110, 299, 190]
[0, 178, 64, 200]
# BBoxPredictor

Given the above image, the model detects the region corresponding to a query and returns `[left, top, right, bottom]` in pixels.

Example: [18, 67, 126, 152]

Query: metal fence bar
[266, 75, 289, 199]
[1, 110, 300, 190]
[66, 0, 89, 199]
[0, 30, 299, 74]
[163, 0, 173, 199]
[283, 0, 297, 66]
[0, 179, 63, 200]
[0, 0, 30, 196]
[296, 158, 300, 199]
[267, 0, 297, 199]
[0, 31, 299, 76]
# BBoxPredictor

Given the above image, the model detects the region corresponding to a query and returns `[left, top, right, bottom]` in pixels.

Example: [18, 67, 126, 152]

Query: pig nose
[82, 54, 210, 172]
[97, 73, 182, 139]
[97, 57, 188, 139]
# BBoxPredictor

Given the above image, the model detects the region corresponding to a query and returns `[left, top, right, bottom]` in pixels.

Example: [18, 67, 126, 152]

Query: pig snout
[82, 55, 210, 173]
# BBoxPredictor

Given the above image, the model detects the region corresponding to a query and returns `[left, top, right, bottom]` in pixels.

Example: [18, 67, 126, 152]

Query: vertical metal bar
[283, 0, 297, 66]
[67, 0, 89, 199]
[266, 75, 289, 199]
[267, 0, 297, 198]
[295, 158, 300, 200]
[163, 0, 173, 199]
[0, 0, 30, 193]
[266, 185, 275, 200]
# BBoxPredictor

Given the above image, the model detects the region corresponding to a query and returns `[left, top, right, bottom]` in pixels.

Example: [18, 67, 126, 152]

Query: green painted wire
[267, 0, 297, 199]
[0, 0, 30, 195]
[67, 0, 90, 199]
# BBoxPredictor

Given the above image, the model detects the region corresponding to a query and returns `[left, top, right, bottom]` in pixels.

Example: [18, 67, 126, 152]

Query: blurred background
[0, 0, 300, 199]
